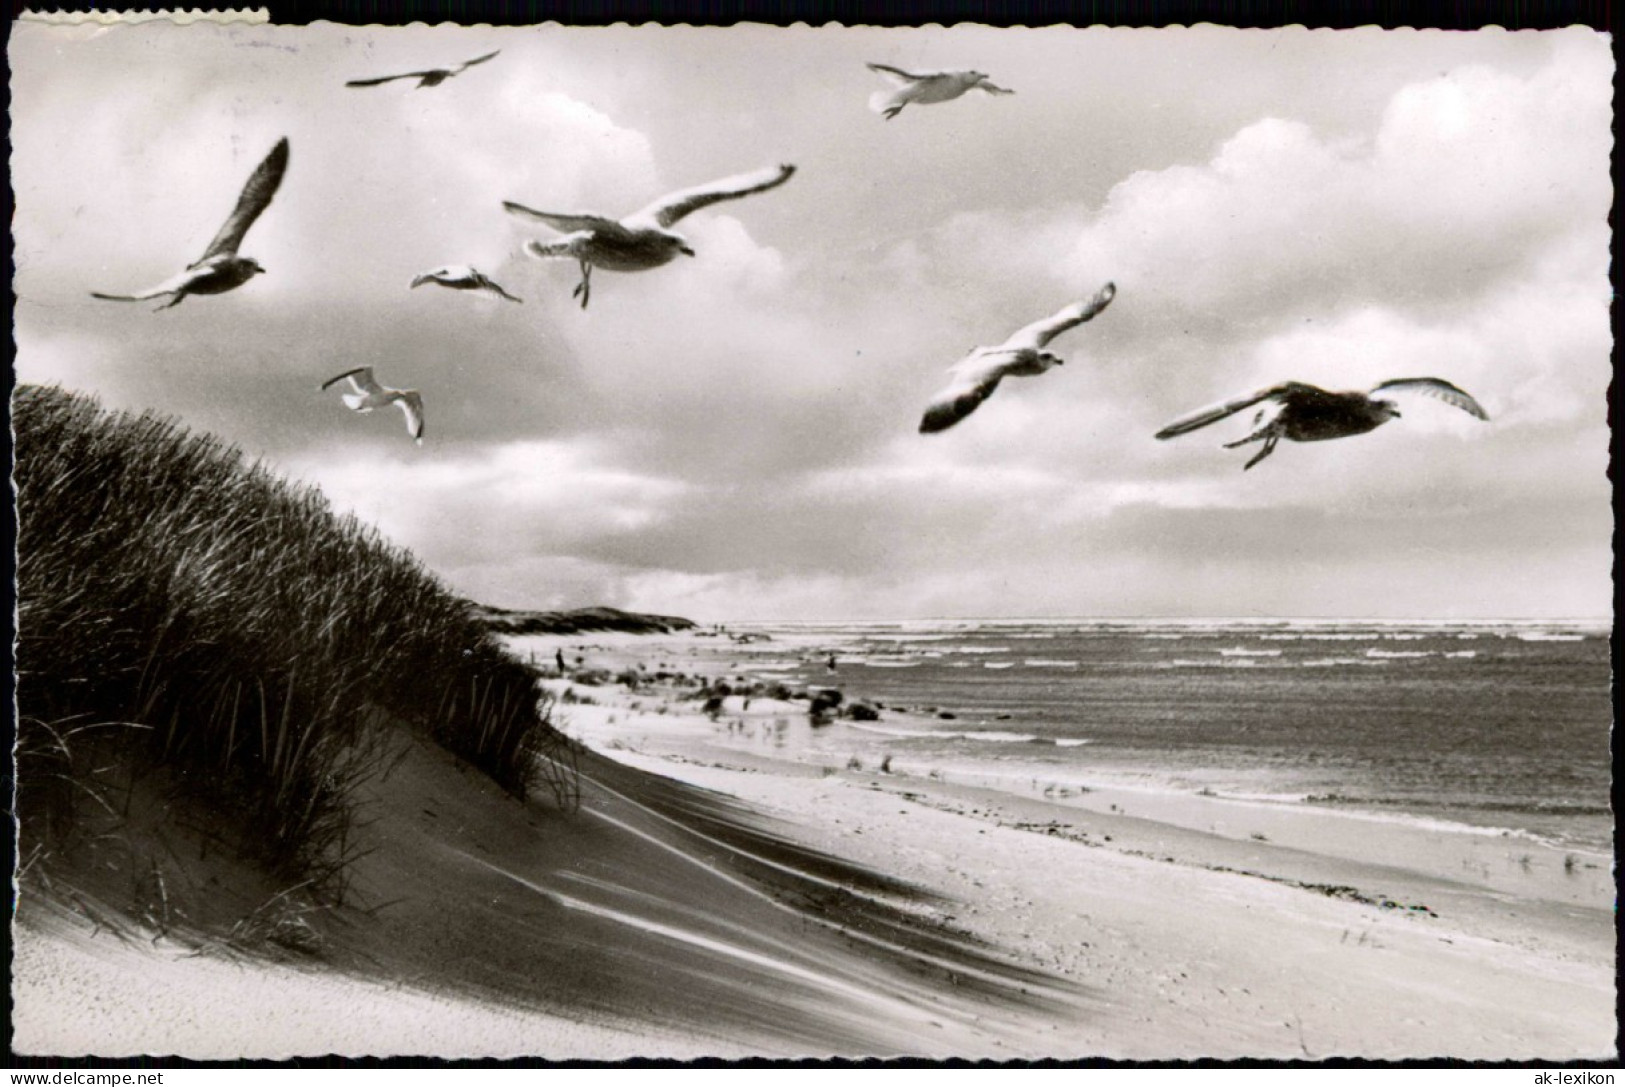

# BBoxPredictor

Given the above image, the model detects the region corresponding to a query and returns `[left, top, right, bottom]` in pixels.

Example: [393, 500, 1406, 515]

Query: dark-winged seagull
[321, 367, 425, 445]
[92, 137, 289, 311]
[1155, 378, 1489, 469]
[919, 282, 1116, 434]
[410, 264, 522, 303]
[345, 50, 500, 89]
[503, 163, 796, 308]
[867, 64, 1014, 120]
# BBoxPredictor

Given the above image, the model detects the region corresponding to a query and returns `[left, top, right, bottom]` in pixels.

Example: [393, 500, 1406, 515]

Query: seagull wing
[919, 354, 1010, 433]
[1369, 378, 1489, 420]
[977, 80, 1015, 95]
[345, 70, 434, 87]
[194, 137, 289, 264]
[321, 366, 376, 392]
[1155, 382, 1315, 440]
[1001, 282, 1117, 351]
[91, 267, 203, 302]
[867, 62, 929, 85]
[502, 202, 623, 236]
[632, 163, 797, 229]
[91, 289, 170, 302]
[524, 238, 587, 261]
[453, 50, 500, 73]
[397, 392, 425, 443]
[482, 277, 524, 303]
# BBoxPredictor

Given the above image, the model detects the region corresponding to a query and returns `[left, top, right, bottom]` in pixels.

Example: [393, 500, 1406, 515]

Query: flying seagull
[919, 282, 1117, 434]
[410, 264, 522, 303]
[321, 367, 425, 445]
[867, 63, 1014, 120]
[503, 163, 796, 308]
[92, 137, 289, 311]
[1155, 378, 1489, 469]
[345, 50, 500, 89]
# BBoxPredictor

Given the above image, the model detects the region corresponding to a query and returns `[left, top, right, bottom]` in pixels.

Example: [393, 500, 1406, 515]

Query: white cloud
[10, 24, 1612, 620]
[283, 439, 691, 565]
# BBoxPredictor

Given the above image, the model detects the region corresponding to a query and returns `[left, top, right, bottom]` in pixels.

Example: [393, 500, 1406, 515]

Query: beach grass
[13, 384, 570, 898]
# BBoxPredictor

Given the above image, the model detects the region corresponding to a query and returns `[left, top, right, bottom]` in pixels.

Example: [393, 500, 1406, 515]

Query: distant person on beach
[827, 654, 838, 673]
[556, 648, 567, 675]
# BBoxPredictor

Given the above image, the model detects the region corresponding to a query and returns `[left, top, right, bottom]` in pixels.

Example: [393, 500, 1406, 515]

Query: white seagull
[410, 264, 523, 303]
[867, 63, 1014, 120]
[345, 50, 500, 89]
[503, 163, 796, 308]
[919, 282, 1116, 434]
[92, 137, 289, 311]
[321, 367, 425, 445]
[1155, 378, 1489, 469]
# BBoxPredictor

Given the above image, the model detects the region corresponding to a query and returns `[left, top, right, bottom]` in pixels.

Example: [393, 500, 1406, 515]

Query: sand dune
[15, 723, 1078, 1058]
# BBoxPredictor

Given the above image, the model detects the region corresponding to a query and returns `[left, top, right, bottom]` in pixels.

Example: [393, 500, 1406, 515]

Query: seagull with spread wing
[345, 50, 500, 89]
[919, 282, 1117, 434]
[1155, 378, 1489, 469]
[503, 163, 796, 308]
[867, 63, 1014, 120]
[92, 137, 289, 311]
[410, 264, 522, 303]
[321, 367, 425, 445]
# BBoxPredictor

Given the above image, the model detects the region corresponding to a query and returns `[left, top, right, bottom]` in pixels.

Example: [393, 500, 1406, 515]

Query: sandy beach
[16, 627, 1613, 1060]
[514, 630, 1618, 1059]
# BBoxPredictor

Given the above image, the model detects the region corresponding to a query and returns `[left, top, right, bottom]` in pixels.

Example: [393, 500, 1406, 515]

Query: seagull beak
[679, 245, 697, 257]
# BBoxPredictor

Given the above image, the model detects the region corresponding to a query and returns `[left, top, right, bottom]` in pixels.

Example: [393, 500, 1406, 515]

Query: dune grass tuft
[14, 384, 574, 896]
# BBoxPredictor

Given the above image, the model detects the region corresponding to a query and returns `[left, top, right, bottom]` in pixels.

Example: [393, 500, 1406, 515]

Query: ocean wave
[1156, 658, 1278, 669]
[1299, 657, 1391, 667]
[857, 659, 922, 669]
[983, 662, 1016, 670]
[846, 723, 1039, 744]
[1218, 647, 1283, 657]
[1365, 648, 1430, 659]
[1202, 789, 1315, 804]
[1442, 650, 1477, 659]
[1300, 793, 1611, 847]
[955, 647, 1013, 655]
[1277, 633, 1376, 642]
[1054, 738, 1092, 747]
[854, 633, 959, 644]
[1306, 792, 1614, 818]
[1515, 632, 1585, 642]
[845, 723, 941, 739]
[1023, 658, 1080, 668]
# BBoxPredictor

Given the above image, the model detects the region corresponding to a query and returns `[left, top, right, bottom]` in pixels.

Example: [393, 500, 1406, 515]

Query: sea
[686, 618, 1614, 855]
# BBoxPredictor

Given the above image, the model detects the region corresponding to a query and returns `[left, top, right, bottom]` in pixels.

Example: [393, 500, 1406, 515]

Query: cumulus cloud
[10, 23, 1611, 620]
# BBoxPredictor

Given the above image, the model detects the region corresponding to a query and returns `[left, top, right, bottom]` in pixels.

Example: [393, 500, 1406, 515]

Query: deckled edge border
[18, 8, 270, 24]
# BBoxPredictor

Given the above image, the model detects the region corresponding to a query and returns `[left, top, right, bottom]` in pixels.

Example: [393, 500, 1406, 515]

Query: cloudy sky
[10, 23, 1613, 620]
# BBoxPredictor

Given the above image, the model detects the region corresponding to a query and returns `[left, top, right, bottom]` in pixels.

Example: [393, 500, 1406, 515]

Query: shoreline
[13, 627, 1615, 1059]
[521, 629, 1617, 1057]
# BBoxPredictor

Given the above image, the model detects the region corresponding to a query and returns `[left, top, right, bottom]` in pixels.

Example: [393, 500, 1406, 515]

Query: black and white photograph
[7, 16, 1615, 1061]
